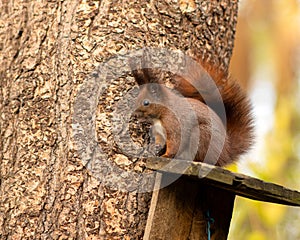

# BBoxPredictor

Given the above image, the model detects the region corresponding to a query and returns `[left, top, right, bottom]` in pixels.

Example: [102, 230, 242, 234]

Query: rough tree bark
[0, 0, 238, 239]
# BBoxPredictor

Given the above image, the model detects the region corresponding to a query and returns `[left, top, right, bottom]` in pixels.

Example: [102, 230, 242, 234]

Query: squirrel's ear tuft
[131, 68, 149, 85]
[129, 51, 155, 85]
[128, 56, 149, 85]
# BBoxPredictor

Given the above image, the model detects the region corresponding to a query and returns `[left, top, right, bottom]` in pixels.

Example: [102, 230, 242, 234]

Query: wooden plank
[145, 157, 300, 206]
[143, 173, 235, 240]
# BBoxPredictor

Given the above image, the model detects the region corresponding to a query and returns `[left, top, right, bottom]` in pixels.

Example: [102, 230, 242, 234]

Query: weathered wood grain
[143, 173, 235, 240]
[146, 157, 300, 206]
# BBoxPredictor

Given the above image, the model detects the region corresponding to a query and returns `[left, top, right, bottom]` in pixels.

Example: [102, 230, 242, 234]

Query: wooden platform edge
[145, 157, 300, 207]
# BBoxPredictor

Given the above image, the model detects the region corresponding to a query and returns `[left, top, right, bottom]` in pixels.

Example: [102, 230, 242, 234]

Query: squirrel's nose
[133, 110, 144, 119]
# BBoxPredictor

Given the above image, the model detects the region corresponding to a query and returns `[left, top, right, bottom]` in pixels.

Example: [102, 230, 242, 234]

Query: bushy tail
[174, 60, 254, 164]
[219, 78, 254, 162]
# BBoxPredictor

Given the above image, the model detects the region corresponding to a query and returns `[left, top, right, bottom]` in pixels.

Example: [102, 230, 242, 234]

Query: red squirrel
[132, 58, 254, 166]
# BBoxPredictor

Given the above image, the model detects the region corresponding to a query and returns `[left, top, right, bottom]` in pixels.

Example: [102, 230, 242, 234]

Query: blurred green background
[228, 0, 300, 239]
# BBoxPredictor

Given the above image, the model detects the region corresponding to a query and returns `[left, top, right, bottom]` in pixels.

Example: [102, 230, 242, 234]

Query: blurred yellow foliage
[257, 202, 286, 227]
[246, 230, 266, 240]
[229, 0, 300, 239]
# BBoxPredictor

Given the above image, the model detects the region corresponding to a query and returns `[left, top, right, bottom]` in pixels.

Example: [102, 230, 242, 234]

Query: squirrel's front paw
[149, 143, 165, 156]
[161, 151, 175, 159]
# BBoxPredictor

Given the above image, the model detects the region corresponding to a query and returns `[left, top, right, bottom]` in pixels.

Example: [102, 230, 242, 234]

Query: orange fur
[132, 59, 254, 166]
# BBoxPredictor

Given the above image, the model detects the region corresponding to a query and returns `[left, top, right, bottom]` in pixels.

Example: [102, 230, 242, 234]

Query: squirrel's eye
[143, 99, 150, 106]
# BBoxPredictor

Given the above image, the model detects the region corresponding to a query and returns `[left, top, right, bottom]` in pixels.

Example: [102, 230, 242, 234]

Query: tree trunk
[0, 0, 238, 239]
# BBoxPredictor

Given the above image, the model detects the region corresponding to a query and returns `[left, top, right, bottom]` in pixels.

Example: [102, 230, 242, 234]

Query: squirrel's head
[134, 83, 166, 120]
